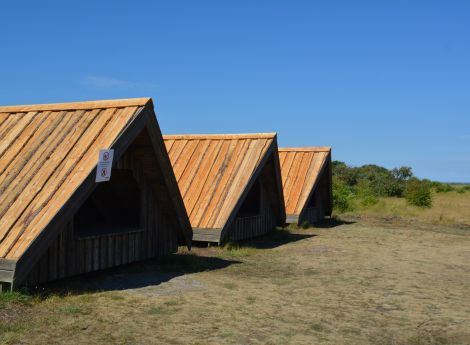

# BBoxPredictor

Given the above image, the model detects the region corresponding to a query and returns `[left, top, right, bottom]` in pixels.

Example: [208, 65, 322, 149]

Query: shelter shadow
[29, 253, 240, 295]
[239, 228, 316, 249]
[313, 217, 356, 228]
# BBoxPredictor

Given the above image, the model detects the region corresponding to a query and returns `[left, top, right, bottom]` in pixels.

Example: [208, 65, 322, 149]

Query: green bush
[360, 194, 379, 206]
[405, 180, 432, 208]
[433, 182, 454, 193]
[333, 178, 355, 213]
[355, 180, 379, 206]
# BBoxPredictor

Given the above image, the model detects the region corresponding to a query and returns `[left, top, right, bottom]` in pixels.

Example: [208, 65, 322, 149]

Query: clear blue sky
[1, 1, 469, 182]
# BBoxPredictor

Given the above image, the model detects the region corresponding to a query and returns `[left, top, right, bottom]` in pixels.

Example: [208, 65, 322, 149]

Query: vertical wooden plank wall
[225, 183, 277, 242]
[24, 149, 179, 286]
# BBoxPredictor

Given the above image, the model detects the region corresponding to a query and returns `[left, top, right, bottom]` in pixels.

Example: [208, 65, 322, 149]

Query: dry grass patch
[343, 192, 470, 226]
[1, 218, 469, 344]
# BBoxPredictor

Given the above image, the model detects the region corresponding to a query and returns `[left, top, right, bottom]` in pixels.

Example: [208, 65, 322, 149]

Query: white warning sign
[95, 149, 114, 182]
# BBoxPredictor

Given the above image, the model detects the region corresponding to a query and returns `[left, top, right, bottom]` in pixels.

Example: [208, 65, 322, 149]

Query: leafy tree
[404, 179, 432, 207]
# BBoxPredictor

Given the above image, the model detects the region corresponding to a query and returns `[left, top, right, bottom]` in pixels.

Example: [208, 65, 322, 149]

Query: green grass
[60, 306, 82, 315]
[0, 291, 32, 308]
[337, 191, 470, 226]
[147, 306, 166, 315]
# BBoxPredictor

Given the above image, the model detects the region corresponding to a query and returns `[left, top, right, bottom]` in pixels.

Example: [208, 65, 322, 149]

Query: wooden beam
[298, 151, 332, 223]
[0, 270, 14, 283]
[0, 259, 16, 271]
[144, 111, 193, 248]
[192, 229, 222, 243]
[278, 147, 331, 152]
[163, 133, 277, 140]
[0, 98, 152, 113]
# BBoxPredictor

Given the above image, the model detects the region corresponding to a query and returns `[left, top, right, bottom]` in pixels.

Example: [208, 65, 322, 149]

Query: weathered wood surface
[192, 229, 222, 243]
[0, 98, 192, 287]
[0, 98, 152, 113]
[0, 100, 151, 260]
[23, 139, 180, 286]
[163, 134, 277, 230]
[279, 148, 332, 222]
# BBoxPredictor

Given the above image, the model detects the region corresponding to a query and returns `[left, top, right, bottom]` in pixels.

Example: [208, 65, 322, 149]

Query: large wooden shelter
[0, 98, 192, 290]
[279, 147, 333, 224]
[163, 133, 286, 244]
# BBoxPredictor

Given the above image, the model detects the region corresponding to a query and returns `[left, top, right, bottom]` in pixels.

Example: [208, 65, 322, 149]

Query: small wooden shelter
[163, 133, 286, 244]
[279, 147, 333, 224]
[0, 98, 192, 290]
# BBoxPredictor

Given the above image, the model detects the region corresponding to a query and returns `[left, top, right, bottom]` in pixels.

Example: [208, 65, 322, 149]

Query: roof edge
[279, 147, 331, 152]
[0, 98, 153, 113]
[163, 133, 277, 140]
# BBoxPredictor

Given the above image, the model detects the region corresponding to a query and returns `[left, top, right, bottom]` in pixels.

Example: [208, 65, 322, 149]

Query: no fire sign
[95, 149, 114, 182]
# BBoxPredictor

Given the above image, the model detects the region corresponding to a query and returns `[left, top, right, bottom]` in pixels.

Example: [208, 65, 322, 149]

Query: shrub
[405, 179, 432, 208]
[360, 194, 379, 206]
[433, 182, 454, 193]
[333, 178, 355, 213]
[355, 180, 379, 206]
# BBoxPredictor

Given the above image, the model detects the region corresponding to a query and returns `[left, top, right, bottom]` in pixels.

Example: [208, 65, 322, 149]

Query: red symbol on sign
[101, 168, 108, 177]
[103, 152, 110, 161]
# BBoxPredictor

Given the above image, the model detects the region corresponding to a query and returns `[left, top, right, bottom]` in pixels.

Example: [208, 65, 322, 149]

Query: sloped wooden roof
[279, 147, 331, 216]
[163, 133, 277, 230]
[0, 98, 191, 260]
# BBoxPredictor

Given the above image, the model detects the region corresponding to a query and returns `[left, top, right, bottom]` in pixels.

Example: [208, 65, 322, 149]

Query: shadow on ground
[32, 253, 240, 296]
[240, 228, 316, 249]
[313, 217, 356, 228]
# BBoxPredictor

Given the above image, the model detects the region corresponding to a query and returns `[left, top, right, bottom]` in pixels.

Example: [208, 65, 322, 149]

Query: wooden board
[163, 134, 276, 230]
[278, 147, 332, 218]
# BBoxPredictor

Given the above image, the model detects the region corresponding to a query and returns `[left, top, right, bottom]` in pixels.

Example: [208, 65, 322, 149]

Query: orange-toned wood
[0, 98, 151, 113]
[163, 133, 276, 140]
[278, 148, 332, 218]
[6, 106, 137, 258]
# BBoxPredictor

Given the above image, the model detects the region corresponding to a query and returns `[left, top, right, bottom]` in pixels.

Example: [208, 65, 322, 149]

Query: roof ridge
[0, 98, 152, 113]
[279, 147, 331, 152]
[163, 133, 277, 140]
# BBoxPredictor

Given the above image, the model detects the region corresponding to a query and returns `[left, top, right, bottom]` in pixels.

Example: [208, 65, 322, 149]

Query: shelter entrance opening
[74, 169, 142, 238]
[238, 180, 261, 217]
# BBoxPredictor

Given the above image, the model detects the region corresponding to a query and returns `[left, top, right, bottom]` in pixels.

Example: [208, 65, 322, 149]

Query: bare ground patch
[1, 219, 469, 344]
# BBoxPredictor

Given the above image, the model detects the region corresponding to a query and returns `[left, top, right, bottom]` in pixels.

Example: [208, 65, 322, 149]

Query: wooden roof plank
[171, 139, 199, 182]
[0, 112, 37, 159]
[203, 139, 250, 228]
[0, 113, 44, 168]
[0, 108, 115, 257]
[282, 151, 304, 209]
[0, 110, 92, 246]
[184, 140, 225, 218]
[5, 106, 138, 258]
[199, 139, 244, 228]
[213, 139, 268, 227]
[0, 115, 18, 139]
[0, 111, 72, 216]
[279, 148, 332, 216]
[164, 134, 278, 231]
[163, 133, 276, 140]
[190, 140, 232, 226]
[287, 152, 311, 213]
[0, 111, 58, 187]
[177, 140, 210, 198]
[0, 98, 151, 113]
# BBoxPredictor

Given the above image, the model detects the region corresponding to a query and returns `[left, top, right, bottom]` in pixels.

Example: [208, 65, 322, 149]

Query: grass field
[341, 191, 470, 226]
[1, 193, 469, 344]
